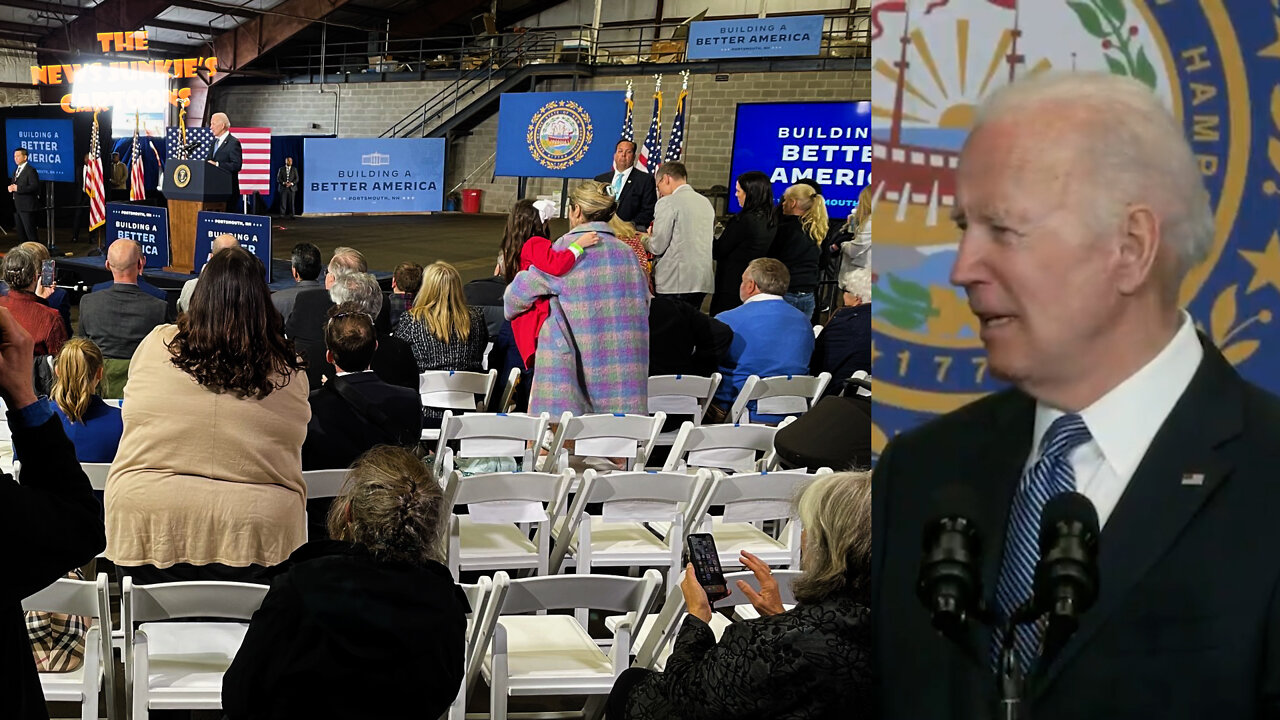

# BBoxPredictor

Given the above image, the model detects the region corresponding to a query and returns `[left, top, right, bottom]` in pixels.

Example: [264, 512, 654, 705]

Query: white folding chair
[443, 469, 573, 580]
[729, 569, 801, 621]
[812, 324, 824, 338]
[646, 373, 723, 445]
[550, 468, 709, 588]
[300, 468, 348, 540]
[22, 572, 115, 720]
[77, 463, 111, 558]
[481, 570, 663, 720]
[102, 398, 124, 408]
[689, 470, 826, 570]
[122, 579, 268, 720]
[661, 420, 792, 474]
[495, 367, 523, 413]
[728, 372, 832, 424]
[443, 576, 493, 720]
[419, 369, 500, 441]
[433, 410, 550, 478]
[539, 411, 666, 474]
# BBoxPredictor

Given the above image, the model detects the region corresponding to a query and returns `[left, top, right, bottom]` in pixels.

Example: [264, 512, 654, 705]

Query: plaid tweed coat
[504, 221, 650, 416]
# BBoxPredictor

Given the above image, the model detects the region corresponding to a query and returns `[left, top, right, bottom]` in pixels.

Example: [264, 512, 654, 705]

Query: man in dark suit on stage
[8, 147, 40, 246]
[595, 139, 657, 229]
[206, 112, 242, 208]
[873, 71, 1280, 720]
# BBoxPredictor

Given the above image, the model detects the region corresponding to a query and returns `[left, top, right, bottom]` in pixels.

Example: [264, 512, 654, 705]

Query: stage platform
[56, 255, 393, 295]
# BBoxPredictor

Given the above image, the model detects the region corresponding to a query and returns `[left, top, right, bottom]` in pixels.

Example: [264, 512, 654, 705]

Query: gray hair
[793, 471, 870, 604]
[972, 71, 1213, 284]
[328, 246, 367, 275]
[329, 271, 383, 317]
[2, 247, 37, 291]
[745, 257, 790, 296]
[841, 267, 872, 302]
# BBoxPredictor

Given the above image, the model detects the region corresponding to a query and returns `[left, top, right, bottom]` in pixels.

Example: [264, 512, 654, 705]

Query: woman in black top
[769, 183, 829, 322]
[710, 171, 777, 315]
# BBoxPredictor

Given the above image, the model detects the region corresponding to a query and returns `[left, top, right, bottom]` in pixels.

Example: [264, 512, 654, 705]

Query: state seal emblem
[526, 101, 594, 170]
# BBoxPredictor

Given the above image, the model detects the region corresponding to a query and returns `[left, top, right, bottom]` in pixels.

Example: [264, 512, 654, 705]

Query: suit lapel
[1031, 337, 1241, 697]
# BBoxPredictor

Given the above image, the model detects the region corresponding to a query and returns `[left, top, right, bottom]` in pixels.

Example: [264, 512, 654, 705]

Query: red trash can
[461, 189, 482, 213]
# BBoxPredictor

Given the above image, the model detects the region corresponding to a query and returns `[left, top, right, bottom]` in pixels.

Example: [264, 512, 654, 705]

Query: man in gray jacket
[649, 162, 714, 307]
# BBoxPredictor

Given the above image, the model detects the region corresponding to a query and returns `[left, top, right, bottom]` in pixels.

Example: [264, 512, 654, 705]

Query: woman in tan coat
[105, 247, 310, 583]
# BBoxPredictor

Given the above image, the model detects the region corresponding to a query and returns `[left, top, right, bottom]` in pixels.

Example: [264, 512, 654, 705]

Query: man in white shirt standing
[594, 140, 656, 229]
[648, 161, 714, 308]
[873, 71, 1280, 720]
[206, 112, 242, 208]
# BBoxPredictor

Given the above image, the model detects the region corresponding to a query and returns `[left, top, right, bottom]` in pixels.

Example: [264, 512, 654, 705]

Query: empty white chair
[647, 373, 723, 445]
[550, 468, 709, 587]
[300, 468, 348, 540]
[122, 579, 269, 720]
[482, 570, 663, 720]
[22, 572, 115, 720]
[79, 462, 111, 491]
[539, 411, 666, 474]
[433, 410, 551, 478]
[690, 470, 825, 570]
[444, 576, 493, 720]
[443, 469, 573, 580]
[728, 372, 832, 424]
[662, 420, 791, 474]
[419, 369, 500, 441]
[495, 367, 523, 413]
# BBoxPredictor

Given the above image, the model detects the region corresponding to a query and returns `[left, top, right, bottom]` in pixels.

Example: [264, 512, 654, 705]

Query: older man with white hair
[206, 111, 242, 205]
[873, 72, 1280, 720]
[810, 266, 870, 393]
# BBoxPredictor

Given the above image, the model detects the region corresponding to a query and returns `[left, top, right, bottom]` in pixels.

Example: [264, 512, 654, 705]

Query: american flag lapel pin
[1181, 472, 1205, 486]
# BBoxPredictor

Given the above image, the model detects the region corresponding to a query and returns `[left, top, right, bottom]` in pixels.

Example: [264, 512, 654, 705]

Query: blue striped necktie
[992, 413, 1092, 672]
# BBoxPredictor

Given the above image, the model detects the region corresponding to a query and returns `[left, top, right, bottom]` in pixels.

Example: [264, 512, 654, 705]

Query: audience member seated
[307, 272, 418, 391]
[812, 267, 872, 395]
[289, 247, 391, 390]
[77, 238, 171, 398]
[608, 471, 870, 720]
[2, 246, 66, 357]
[649, 294, 731, 378]
[389, 261, 423, 329]
[464, 272, 507, 339]
[105, 247, 309, 584]
[710, 171, 776, 315]
[222, 446, 467, 720]
[709, 258, 814, 424]
[19, 241, 71, 338]
[0, 305, 105, 719]
[90, 275, 167, 303]
[50, 338, 122, 464]
[394, 260, 488, 380]
[768, 183, 828, 321]
[271, 242, 323, 325]
[505, 181, 650, 417]
[177, 233, 239, 313]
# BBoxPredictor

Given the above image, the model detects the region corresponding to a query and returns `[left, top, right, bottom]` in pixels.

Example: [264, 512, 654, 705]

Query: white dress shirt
[743, 292, 783, 305]
[1026, 311, 1203, 528]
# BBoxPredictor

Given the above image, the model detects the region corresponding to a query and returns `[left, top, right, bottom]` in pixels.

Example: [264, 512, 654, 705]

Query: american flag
[166, 126, 213, 161]
[637, 90, 662, 173]
[232, 127, 272, 195]
[86, 112, 105, 231]
[621, 89, 634, 142]
[663, 88, 687, 163]
[129, 116, 145, 201]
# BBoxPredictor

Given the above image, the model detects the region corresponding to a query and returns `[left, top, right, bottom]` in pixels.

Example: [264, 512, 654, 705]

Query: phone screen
[40, 259, 54, 288]
[686, 533, 729, 602]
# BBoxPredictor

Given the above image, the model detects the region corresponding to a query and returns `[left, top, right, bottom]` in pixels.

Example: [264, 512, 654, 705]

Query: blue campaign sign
[728, 101, 870, 220]
[5, 118, 74, 182]
[687, 15, 824, 60]
[105, 203, 169, 267]
[495, 91, 626, 178]
[194, 211, 271, 280]
[303, 138, 444, 214]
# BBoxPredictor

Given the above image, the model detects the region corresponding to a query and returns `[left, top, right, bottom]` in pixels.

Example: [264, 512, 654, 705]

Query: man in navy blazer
[8, 147, 40, 246]
[595, 140, 657, 229]
[206, 112, 242, 206]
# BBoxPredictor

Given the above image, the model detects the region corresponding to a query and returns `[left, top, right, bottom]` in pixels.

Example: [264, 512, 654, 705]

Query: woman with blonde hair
[223, 445, 468, 719]
[768, 183, 830, 320]
[505, 180, 650, 416]
[611, 471, 871, 719]
[50, 337, 122, 463]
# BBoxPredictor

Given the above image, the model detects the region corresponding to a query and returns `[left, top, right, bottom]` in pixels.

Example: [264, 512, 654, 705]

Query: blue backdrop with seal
[687, 15, 824, 60]
[194, 211, 271, 280]
[495, 91, 626, 178]
[728, 100, 870, 220]
[5, 118, 74, 182]
[105, 203, 169, 267]
[302, 138, 444, 214]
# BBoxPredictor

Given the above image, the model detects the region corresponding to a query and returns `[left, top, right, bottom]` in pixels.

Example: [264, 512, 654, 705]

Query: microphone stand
[996, 611, 1029, 720]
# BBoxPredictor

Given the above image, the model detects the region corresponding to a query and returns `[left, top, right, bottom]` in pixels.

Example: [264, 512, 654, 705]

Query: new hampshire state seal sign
[526, 101, 595, 171]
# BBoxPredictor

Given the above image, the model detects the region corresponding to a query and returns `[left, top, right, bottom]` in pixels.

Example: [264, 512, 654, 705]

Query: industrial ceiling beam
[388, 0, 493, 38]
[208, 0, 353, 84]
[168, 0, 262, 20]
[143, 17, 218, 37]
[38, 0, 173, 53]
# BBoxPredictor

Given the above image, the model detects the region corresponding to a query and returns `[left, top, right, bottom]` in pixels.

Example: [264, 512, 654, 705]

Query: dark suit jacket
[595, 167, 658, 229]
[11, 163, 39, 212]
[286, 288, 397, 391]
[811, 303, 870, 394]
[78, 283, 171, 358]
[872, 336, 1280, 720]
[711, 211, 776, 315]
[649, 294, 732, 377]
[301, 372, 422, 470]
[208, 132, 243, 200]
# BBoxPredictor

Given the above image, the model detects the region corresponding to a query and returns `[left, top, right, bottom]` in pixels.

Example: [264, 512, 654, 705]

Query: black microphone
[1033, 491, 1100, 669]
[917, 484, 985, 639]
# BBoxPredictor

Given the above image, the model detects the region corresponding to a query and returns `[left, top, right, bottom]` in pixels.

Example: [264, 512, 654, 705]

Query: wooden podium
[164, 159, 232, 273]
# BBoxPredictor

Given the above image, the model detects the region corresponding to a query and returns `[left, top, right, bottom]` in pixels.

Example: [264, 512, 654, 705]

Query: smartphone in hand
[39, 259, 54, 288]
[685, 532, 730, 602]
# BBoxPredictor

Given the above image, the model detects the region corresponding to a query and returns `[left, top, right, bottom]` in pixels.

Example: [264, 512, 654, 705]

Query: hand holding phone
[685, 533, 730, 603]
[39, 259, 55, 289]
